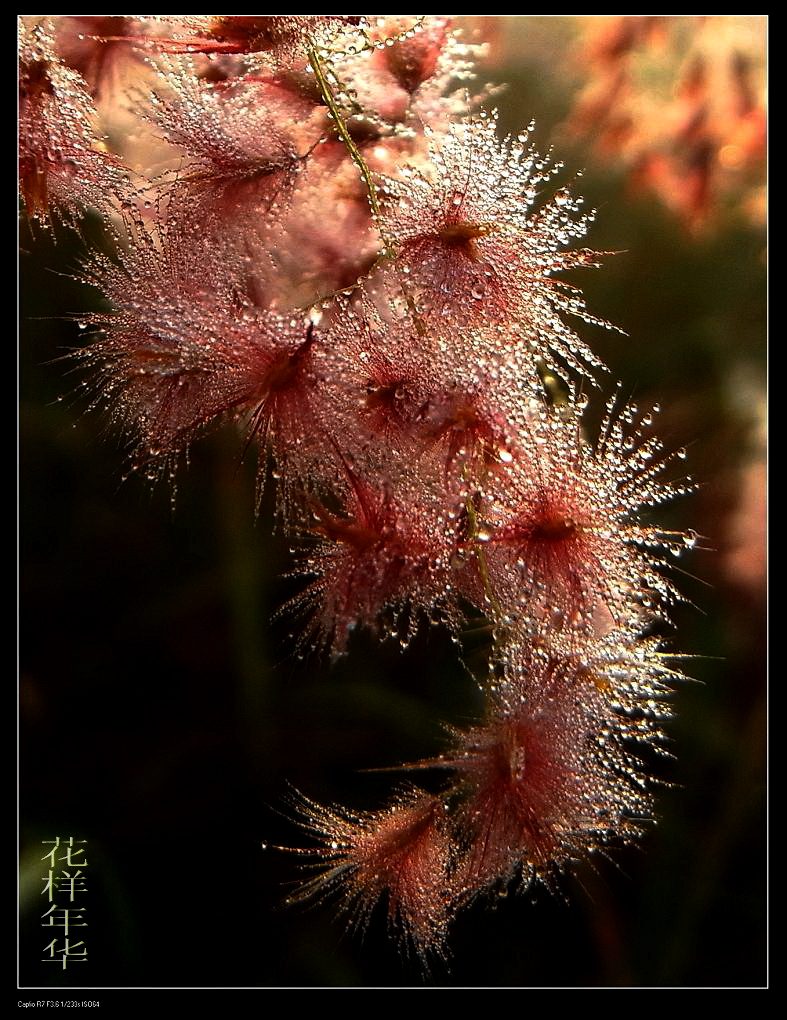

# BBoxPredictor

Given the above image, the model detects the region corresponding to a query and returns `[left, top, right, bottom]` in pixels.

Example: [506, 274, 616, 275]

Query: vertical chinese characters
[40, 837, 88, 970]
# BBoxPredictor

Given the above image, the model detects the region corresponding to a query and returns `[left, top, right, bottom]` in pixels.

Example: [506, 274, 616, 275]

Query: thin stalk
[307, 45, 390, 252]
[307, 43, 428, 336]
[462, 465, 503, 625]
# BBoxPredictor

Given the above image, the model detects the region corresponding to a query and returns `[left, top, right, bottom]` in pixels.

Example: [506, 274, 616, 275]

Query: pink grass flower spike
[20, 15, 697, 968]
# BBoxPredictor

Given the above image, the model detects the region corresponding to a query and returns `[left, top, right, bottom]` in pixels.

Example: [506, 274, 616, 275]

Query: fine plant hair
[19, 15, 697, 966]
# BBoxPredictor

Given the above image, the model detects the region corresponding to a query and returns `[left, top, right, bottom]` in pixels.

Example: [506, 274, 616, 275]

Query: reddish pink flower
[379, 17, 450, 95]
[81, 219, 325, 487]
[23, 16, 699, 963]
[315, 295, 516, 491]
[443, 645, 651, 896]
[147, 62, 318, 227]
[18, 21, 129, 226]
[288, 456, 462, 655]
[289, 787, 455, 961]
[481, 399, 692, 638]
[379, 112, 609, 381]
[261, 141, 381, 305]
[53, 16, 145, 99]
[314, 298, 440, 464]
[117, 16, 365, 65]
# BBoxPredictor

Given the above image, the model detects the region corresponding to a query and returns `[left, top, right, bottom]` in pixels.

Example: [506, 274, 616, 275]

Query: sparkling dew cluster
[20, 16, 696, 961]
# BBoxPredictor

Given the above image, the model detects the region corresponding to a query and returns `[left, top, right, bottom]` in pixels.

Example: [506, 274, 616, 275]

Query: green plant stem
[308, 45, 389, 252]
[308, 44, 431, 336]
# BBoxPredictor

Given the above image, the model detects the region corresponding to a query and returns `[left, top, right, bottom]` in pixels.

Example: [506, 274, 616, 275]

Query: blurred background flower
[20, 15, 765, 987]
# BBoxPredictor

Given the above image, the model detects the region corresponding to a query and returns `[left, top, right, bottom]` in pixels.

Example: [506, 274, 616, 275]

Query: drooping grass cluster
[19, 16, 695, 962]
